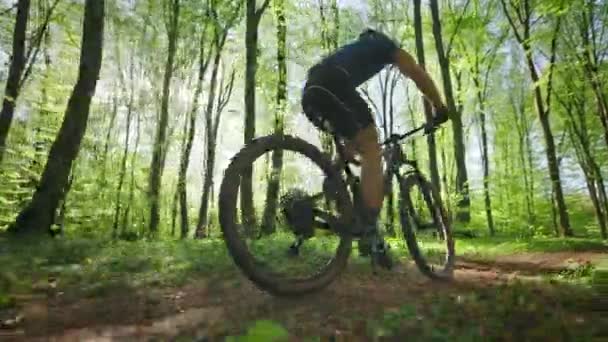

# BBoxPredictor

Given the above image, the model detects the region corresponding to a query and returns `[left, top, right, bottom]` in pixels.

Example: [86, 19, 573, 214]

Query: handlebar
[334, 122, 443, 172]
[381, 122, 440, 146]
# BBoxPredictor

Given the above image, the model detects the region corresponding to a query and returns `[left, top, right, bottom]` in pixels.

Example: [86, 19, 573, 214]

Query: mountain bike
[218, 123, 455, 296]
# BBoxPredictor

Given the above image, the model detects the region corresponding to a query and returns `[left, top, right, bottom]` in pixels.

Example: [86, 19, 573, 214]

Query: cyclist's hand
[425, 105, 449, 134]
[433, 105, 449, 126]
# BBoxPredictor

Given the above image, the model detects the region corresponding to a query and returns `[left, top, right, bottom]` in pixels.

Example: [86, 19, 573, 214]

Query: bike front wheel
[398, 173, 455, 280]
[218, 134, 354, 296]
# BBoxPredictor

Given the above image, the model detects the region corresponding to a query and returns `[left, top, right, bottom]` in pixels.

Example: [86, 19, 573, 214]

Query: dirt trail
[1, 251, 605, 341]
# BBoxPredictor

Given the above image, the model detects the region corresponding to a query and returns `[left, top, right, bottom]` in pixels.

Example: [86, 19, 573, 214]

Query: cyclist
[301, 28, 449, 268]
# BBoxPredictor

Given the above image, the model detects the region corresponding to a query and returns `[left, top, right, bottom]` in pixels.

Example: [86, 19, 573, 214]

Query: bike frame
[309, 124, 431, 237]
[335, 124, 428, 193]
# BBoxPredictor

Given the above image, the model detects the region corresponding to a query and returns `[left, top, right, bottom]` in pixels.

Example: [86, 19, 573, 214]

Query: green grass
[219, 280, 605, 341]
[1, 233, 606, 340]
[0, 235, 236, 302]
[451, 236, 608, 259]
[0, 233, 605, 307]
[366, 281, 603, 341]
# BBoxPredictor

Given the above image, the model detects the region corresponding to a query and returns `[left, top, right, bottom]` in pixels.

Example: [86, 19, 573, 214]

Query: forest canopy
[0, 0, 606, 240]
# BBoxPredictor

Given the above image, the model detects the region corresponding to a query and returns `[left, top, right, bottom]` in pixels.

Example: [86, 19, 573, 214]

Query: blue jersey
[319, 30, 398, 87]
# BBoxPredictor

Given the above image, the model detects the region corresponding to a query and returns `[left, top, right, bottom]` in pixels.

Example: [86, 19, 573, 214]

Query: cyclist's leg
[352, 125, 383, 222]
[341, 92, 393, 268]
[302, 66, 383, 223]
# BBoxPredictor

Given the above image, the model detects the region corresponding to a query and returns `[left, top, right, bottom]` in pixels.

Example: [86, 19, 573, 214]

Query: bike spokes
[399, 173, 455, 280]
[219, 137, 353, 293]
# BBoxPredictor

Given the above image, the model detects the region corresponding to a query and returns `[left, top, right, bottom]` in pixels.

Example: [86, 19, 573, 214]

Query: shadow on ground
[4, 251, 605, 341]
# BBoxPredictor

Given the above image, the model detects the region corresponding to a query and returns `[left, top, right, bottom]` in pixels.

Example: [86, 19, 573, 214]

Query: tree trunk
[122, 98, 143, 235]
[170, 183, 179, 237]
[581, 160, 607, 239]
[171, 111, 189, 238]
[317, 0, 338, 159]
[102, 94, 118, 178]
[241, 0, 269, 233]
[0, 0, 31, 163]
[511, 90, 535, 224]
[8, 0, 104, 235]
[561, 92, 608, 239]
[478, 96, 494, 236]
[570, 131, 606, 238]
[500, 0, 571, 236]
[196, 49, 222, 238]
[261, 0, 287, 235]
[148, 0, 180, 235]
[578, 0, 608, 149]
[112, 83, 134, 238]
[471, 66, 495, 235]
[413, 0, 441, 194]
[429, 0, 470, 222]
[177, 37, 209, 239]
[528, 64, 571, 236]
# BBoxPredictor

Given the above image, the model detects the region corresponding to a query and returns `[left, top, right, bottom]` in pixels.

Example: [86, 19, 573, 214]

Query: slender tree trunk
[501, 0, 571, 236]
[112, 89, 134, 237]
[8, 0, 105, 235]
[196, 51, 222, 238]
[512, 93, 534, 224]
[112, 52, 135, 238]
[102, 94, 118, 177]
[171, 111, 189, 238]
[0, 0, 31, 163]
[478, 99, 494, 236]
[241, 0, 269, 233]
[527, 61, 572, 236]
[578, 0, 608, 148]
[571, 134, 606, 237]
[471, 71, 495, 235]
[524, 121, 535, 222]
[317, 0, 337, 158]
[177, 30, 210, 239]
[592, 158, 608, 239]
[54, 165, 75, 237]
[413, 0, 441, 194]
[429, 0, 470, 222]
[561, 92, 608, 239]
[122, 100, 142, 235]
[148, 0, 180, 235]
[582, 162, 607, 239]
[170, 183, 179, 237]
[197, 68, 235, 238]
[261, 0, 287, 235]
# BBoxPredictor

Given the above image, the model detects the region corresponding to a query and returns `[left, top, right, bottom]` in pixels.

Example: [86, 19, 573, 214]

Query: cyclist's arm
[391, 48, 447, 110]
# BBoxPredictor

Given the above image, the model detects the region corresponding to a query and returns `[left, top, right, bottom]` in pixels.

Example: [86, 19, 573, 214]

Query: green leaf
[231, 320, 289, 342]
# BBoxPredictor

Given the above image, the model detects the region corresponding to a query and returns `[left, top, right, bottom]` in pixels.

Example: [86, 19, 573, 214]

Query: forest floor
[0, 236, 607, 341]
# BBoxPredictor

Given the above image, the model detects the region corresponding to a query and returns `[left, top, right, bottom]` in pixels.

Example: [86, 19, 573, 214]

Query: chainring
[280, 188, 315, 238]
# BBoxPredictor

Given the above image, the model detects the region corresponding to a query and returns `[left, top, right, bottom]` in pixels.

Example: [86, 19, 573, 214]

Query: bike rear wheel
[218, 134, 354, 296]
[398, 173, 455, 280]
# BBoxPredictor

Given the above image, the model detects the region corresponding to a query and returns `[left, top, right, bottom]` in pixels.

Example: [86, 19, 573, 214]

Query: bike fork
[288, 235, 304, 256]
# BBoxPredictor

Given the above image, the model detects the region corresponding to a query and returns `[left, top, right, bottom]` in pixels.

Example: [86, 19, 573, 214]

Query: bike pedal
[287, 236, 304, 257]
[287, 245, 300, 257]
[370, 256, 379, 275]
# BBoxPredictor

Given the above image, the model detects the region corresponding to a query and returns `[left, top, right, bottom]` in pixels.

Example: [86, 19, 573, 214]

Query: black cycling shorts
[301, 64, 374, 139]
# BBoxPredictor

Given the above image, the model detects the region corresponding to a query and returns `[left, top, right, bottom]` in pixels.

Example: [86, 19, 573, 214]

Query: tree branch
[446, 0, 472, 58]
[0, 2, 17, 16]
[510, 0, 524, 26]
[545, 18, 561, 115]
[256, 0, 271, 20]
[19, 0, 62, 88]
[499, 0, 524, 44]
[213, 67, 235, 138]
[216, 68, 236, 127]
